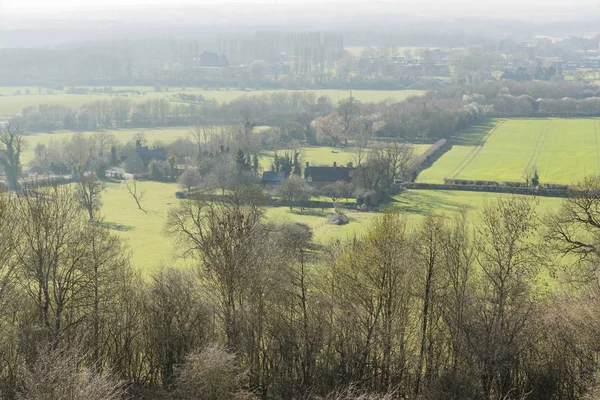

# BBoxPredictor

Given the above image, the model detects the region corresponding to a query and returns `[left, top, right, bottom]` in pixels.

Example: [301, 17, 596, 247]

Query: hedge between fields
[443, 179, 569, 190]
[404, 182, 569, 197]
[411, 139, 450, 178]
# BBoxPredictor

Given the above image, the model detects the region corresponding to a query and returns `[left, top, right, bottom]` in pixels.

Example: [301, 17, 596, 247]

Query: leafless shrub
[19, 346, 124, 400]
[324, 385, 399, 400]
[177, 344, 244, 400]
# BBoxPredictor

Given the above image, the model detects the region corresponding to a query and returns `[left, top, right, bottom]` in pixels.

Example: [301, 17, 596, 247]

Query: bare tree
[0, 190, 18, 315]
[166, 196, 266, 347]
[145, 268, 209, 389]
[76, 172, 106, 221]
[414, 214, 446, 395]
[93, 131, 116, 159]
[545, 175, 600, 282]
[190, 125, 218, 156]
[352, 128, 371, 167]
[470, 196, 543, 399]
[275, 175, 313, 211]
[177, 344, 243, 400]
[337, 97, 359, 135]
[132, 132, 147, 147]
[127, 179, 147, 214]
[178, 167, 201, 195]
[63, 133, 92, 175]
[0, 124, 25, 190]
[13, 185, 97, 344]
[20, 344, 124, 400]
[189, 126, 204, 158]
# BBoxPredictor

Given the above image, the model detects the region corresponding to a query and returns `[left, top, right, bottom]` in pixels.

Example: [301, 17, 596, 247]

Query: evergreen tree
[293, 151, 302, 176]
[252, 154, 259, 174]
[110, 146, 118, 166]
[235, 149, 250, 173]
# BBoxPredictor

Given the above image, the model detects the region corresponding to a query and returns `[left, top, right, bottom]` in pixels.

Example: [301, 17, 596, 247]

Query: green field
[0, 87, 423, 119]
[21, 130, 427, 168]
[21, 127, 201, 164]
[418, 118, 600, 185]
[260, 143, 432, 171]
[98, 181, 563, 272]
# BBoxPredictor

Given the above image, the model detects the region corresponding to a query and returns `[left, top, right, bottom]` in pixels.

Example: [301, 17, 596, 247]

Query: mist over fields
[3, 1, 600, 399]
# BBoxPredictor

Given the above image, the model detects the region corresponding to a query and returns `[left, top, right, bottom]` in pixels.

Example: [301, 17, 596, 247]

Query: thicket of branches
[1, 177, 600, 399]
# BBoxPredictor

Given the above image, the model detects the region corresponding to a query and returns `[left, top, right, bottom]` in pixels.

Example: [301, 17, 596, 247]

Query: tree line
[2, 174, 600, 399]
[13, 81, 600, 146]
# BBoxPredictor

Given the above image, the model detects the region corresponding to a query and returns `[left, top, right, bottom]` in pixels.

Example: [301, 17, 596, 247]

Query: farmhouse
[304, 162, 353, 186]
[261, 171, 286, 185]
[124, 142, 168, 174]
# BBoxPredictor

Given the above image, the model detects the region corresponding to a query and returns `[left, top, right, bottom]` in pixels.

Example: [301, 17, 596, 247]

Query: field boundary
[446, 120, 505, 180]
[522, 122, 549, 180]
[403, 182, 569, 198]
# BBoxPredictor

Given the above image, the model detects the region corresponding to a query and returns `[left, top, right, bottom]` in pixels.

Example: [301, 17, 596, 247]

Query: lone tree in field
[76, 172, 106, 221]
[322, 181, 352, 210]
[127, 178, 147, 214]
[276, 175, 313, 211]
[178, 167, 201, 194]
[0, 124, 25, 190]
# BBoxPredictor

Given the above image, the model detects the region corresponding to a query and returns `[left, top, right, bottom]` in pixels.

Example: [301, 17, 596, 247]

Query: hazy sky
[1, 0, 600, 30]
[2, 0, 599, 13]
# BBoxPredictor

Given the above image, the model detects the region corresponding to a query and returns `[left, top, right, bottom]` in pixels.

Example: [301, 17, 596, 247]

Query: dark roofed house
[262, 171, 286, 185]
[304, 162, 353, 185]
[135, 145, 167, 169]
[124, 142, 168, 174]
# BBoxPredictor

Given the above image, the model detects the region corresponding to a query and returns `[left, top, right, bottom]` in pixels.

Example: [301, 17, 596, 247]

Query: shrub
[327, 212, 350, 226]
[177, 344, 243, 400]
[19, 346, 124, 400]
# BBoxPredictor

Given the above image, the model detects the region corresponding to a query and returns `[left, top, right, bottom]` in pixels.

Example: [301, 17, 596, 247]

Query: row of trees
[4, 178, 600, 399]
[11, 81, 600, 143]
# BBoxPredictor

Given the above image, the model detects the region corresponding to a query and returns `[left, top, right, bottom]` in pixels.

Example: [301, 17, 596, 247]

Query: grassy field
[21, 127, 200, 164]
[21, 129, 426, 167]
[98, 181, 563, 273]
[418, 118, 600, 185]
[0, 87, 424, 119]
[259, 143, 432, 171]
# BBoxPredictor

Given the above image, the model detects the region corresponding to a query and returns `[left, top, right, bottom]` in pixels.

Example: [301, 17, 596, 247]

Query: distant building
[124, 142, 167, 174]
[105, 167, 124, 179]
[304, 162, 353, 185]
[135, 145, 167, 169]
[261, 171, 286, 185]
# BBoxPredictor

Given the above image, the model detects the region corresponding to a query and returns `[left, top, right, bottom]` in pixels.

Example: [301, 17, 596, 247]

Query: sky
[1, 0, 600, 31]
[2, 0, 599, 14]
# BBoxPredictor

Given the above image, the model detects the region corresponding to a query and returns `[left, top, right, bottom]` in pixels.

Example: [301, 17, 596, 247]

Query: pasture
[0, 86, 424, 119]
[418, 118, 600, 185]
[259, 143, 432, 171]
[97, 181, 563, 272]
[21, 127, 200, 163]
[20, 126, 275, 164]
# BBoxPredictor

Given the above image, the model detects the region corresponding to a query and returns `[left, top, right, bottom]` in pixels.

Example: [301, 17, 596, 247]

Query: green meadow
[21, 127, 201, 163]
[0, 87, 423, 119]
[259, 143, 432, 171]
[98, 181, 563, 272]
[418, 118, 600, 185]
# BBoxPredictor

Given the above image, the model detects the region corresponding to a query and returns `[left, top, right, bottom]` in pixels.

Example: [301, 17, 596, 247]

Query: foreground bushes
[2, 181, 600, 399]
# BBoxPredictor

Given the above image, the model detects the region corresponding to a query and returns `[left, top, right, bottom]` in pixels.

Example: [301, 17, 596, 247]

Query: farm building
[105, 167, 125, 179]
[261, 171, 286, 185]
[124, 142, 168, 173]
[304, 162, 353, 185]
